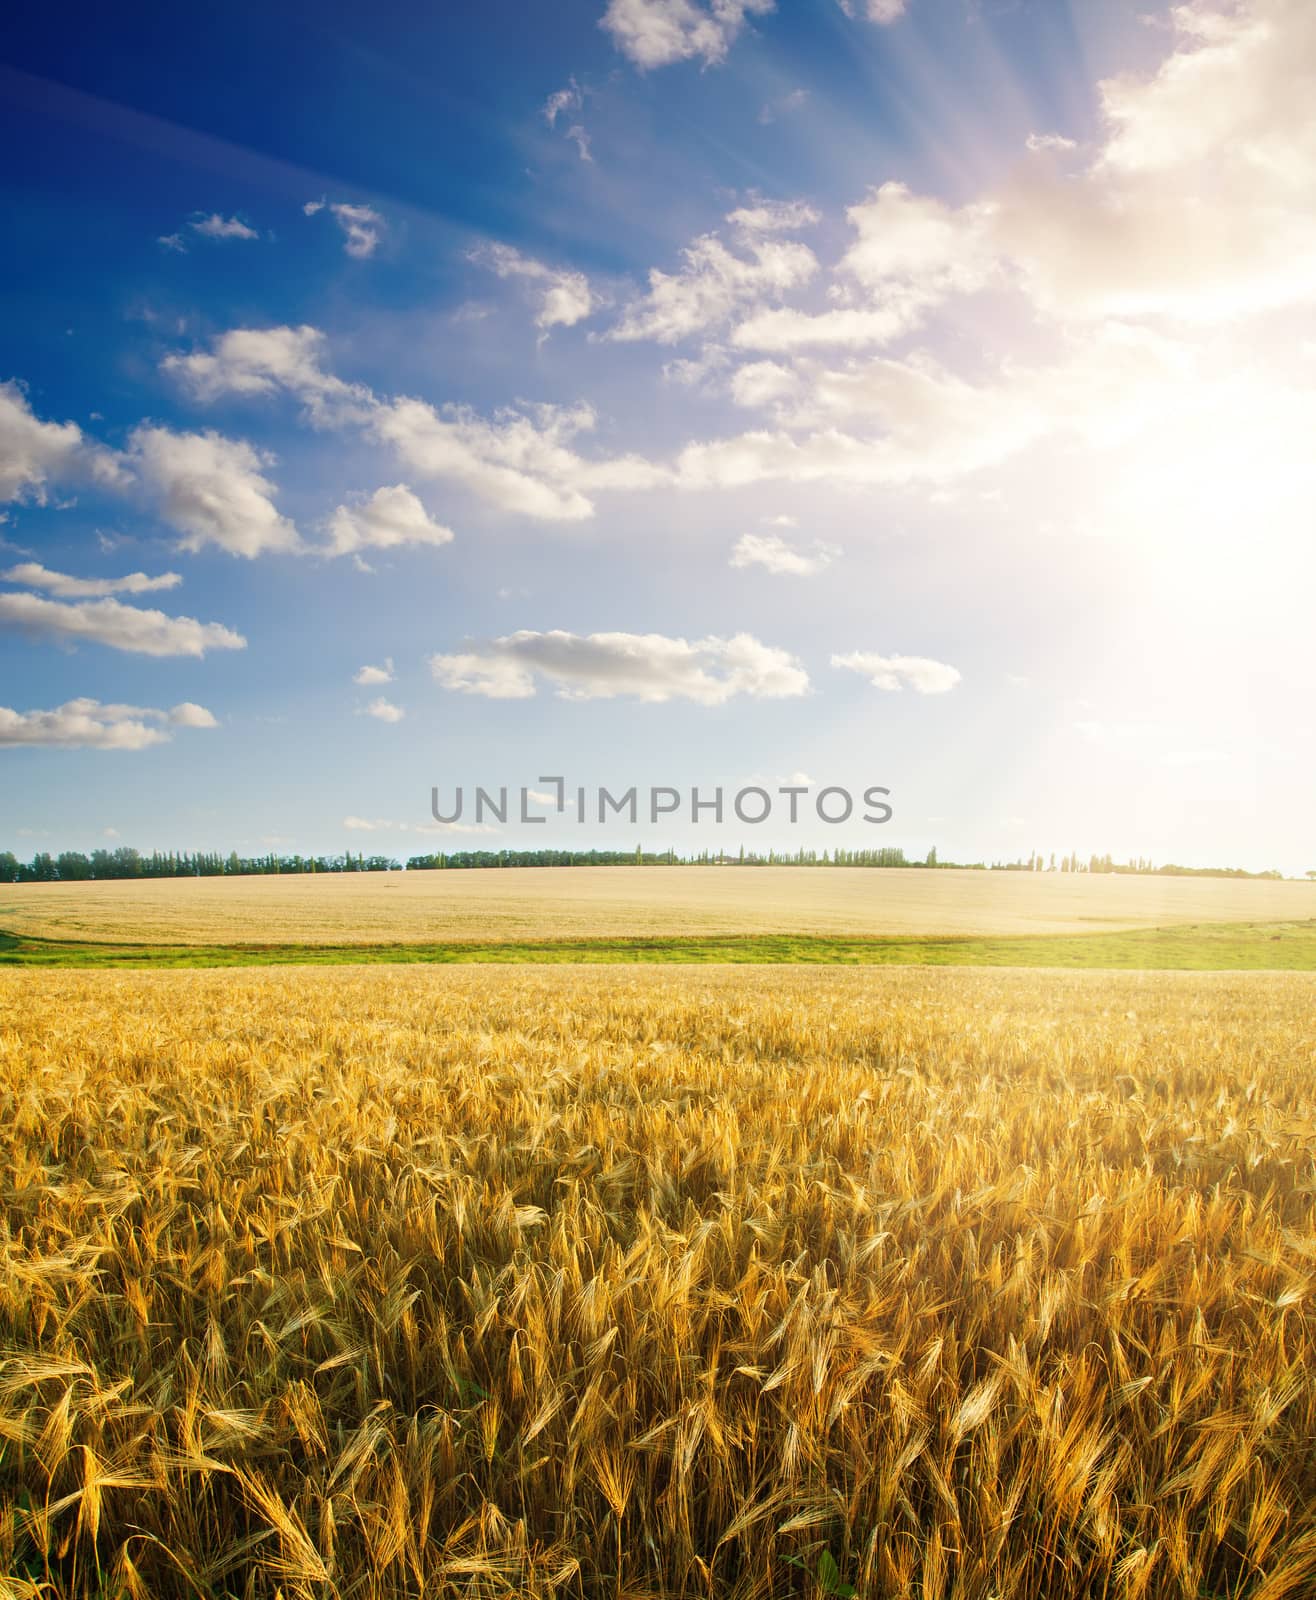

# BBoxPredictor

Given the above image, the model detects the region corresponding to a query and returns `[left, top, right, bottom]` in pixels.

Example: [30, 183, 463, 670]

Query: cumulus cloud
[164, 325, 665, 521]
[833, 650, 960, 693]
[0, 381, 125, 504]
[2, 562, 182, 598]
[730, 530, 836, 575]
[161, 325, 366, 427]
[326, 485, 454, 556]
[0, 698, 219, 750]
[370, 397, 652, 521]
[728, 359, 798, 408]
[354, 659, 394, 685]
[734, 182, 995, 352]
[675, 325, 1213, 491]
[363, 697, 405, 723]
[431, 628, 809, 703]
[0, 590, 245, 657]
[994, 0, 1316, 322]
[129, 426, 302, 557]
[169, 702, 219, 727]
[190, 213, 259, 240]
[609, 223, 817, 343]
[601, 0, 774, 69]
[471, 243, 596, 329]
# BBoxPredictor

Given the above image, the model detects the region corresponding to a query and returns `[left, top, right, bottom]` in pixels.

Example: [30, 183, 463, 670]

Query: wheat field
[4, 867, 1316, 947]
[2, 963, 1315, 1598]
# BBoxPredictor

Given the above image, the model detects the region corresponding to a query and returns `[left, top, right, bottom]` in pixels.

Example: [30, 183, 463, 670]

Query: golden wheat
[1, 964, 1314, 1598]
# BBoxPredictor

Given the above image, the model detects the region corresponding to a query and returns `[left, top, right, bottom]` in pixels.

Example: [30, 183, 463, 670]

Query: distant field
[3, 865, 1314, 947]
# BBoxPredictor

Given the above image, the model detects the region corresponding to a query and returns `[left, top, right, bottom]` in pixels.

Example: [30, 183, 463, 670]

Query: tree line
[0, 843, 1293, 883]
[0, 848, 401, 883]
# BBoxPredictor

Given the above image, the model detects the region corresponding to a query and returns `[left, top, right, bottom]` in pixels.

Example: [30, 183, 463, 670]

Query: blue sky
[2, 0, 1313, 871]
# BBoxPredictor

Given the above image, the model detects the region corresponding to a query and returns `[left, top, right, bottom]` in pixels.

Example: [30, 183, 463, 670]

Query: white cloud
[431, 628, 809, 703]
[364, 697, 405, 723]
[728, 359, 798, 407]
[161, 325, 365, 426]
[343, 815, 496, 835]
[734, 182, 994, 351]
[726, 198, 819, 233]
[836, 0, 908, 18]
[472, 243, 596, 330]
[0, 698, 219, 751]
[992, 0, 1316, 321]
[1, 562, 182, 598]
[158, 233, 187, 252]
[609, 225, 816, 343]
[833, 650, 960, 693]
[190, 214, 259, 241]
[129, 426, 302, 557]
[164, 325, 665, 521]
[730, 530, 835, 575]
[600, 0, 774, 69]
[543, 79, 583, 125]
[371, 395, 666, 520]
[327, 202, 384, 259]
[326, 485, 454, 556]
[0, 590, 245, 657]
[303, 200, 385, 256]
[169, 702, 219, 728]
[542, 82, 594, 161]
[676, 327, 1201, 491]
[565, 125, 593, 163]
[1026, 132, 1079, 153]
[0, 381, 125, 504]
[732, 304, 926, 352]
[354, 658, 395, 685]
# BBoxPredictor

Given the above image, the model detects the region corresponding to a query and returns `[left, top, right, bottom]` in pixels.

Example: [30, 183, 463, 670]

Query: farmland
[3, 963, 1316, 1598]
[3, 866, 1315, 948]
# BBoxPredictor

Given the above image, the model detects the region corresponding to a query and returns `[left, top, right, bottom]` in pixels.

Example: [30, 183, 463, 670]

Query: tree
[926, 846, 938, 868]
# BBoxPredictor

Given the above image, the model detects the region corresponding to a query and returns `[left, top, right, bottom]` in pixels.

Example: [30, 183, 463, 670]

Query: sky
[1, 0, 1313, 872]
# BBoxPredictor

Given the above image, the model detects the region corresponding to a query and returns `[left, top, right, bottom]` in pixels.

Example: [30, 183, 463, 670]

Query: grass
[2, 917, 1316, 969]
[1, 963, 1315, 1598]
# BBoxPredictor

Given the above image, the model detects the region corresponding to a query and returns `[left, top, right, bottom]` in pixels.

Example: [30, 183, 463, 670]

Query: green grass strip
[3, 920, 1316, 970]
